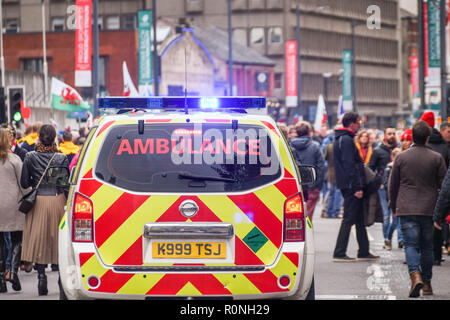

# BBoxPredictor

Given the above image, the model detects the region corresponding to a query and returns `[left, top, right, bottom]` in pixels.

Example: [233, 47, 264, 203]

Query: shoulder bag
[18, 153, 57, 215]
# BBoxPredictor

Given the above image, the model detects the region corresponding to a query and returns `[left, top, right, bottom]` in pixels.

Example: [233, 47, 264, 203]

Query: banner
[427, 0, 441, 87]
[410, 55, 419, 96]
[51, 77, 90, 112]
[138, 10, 153, 86]
[285, 40, 297, 107]
[74, 0, 92, 87]
[342, 50, 353, 111]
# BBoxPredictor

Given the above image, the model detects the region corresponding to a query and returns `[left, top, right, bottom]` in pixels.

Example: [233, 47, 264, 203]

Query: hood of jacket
[429, 128, 445, 144]
[334, 128, 355, 140]
[290, 135, 312, 151]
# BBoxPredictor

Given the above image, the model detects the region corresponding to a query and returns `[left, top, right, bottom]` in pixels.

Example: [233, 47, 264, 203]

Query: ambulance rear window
[94, 123, 282, 193]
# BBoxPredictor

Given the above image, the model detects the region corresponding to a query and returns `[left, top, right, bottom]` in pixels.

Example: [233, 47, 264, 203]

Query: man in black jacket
[332, 112, 379, 262]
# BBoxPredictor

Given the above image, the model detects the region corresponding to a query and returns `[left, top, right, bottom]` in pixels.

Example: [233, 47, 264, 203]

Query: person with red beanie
[401, 128, 413, 151]
[419, 112, 449, 267]
[420, 111, 435, 129]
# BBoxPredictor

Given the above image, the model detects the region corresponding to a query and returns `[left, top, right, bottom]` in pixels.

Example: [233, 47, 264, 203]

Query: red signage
[116, 138, 261, 156]
[410, 55, 419, 96]
[75, 0, 92, 87]
[285, 40, 297, 107]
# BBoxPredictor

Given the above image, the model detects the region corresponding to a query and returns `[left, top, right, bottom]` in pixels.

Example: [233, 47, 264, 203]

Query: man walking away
[369, 126, 398, 250]
[389, 121, 447, 298]
[332, 112, 379, 262]
[290, 121, 325, 220]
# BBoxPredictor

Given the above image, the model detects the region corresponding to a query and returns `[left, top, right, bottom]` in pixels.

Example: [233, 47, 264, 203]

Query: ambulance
[58, 97, 315, 300]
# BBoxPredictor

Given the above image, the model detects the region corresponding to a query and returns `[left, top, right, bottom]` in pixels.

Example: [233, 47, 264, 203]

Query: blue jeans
[3, 233, 11, 271]
[379, 188, 403, 242]
[400, 216, 434, 281]
[326, 183, 343, 217]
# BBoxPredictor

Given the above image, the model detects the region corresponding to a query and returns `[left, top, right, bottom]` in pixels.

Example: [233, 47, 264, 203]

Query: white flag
[314, 95, 327, 133]
[123, 61, 139, 97]
[337, 95, 345, 122]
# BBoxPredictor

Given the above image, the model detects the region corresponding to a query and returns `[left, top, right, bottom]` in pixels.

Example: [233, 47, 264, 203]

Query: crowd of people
[278, 111, 450, 298]
[0, 111, 449, 299]
[0, 121, 87, 297]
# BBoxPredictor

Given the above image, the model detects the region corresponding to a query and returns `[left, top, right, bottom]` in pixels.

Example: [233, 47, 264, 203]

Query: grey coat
[0, 153, 29, 232]
[388, 144, 447, 217]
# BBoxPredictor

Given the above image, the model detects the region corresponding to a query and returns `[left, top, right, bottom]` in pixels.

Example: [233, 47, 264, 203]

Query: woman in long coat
[20, 124, 68, 296]
[0, 128, 26, 293]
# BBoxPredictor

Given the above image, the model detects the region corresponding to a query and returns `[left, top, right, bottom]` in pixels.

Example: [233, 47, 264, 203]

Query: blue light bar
[98, 97, 266, 111]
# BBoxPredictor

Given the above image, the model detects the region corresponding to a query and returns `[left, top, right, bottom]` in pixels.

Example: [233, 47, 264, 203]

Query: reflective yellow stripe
[214, 273, 261, 295]
[80, 254, 108, 290]
[176, 282, 202, 296]
[116, 273, 166, 295]
[97, 195, 179, 265]
[253, 185, 286, 222]
[197, 196, 254, 239]
[269, 254, 298, 290]
[90, 185, 124, 221]
[254, 239, 280, 265]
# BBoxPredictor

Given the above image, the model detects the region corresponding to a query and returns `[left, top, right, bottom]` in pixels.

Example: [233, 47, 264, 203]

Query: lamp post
[152, 0, 159, 96]
[227, 0, 233, 96]
[0, 0, 7, 122]
[322, 72, 332, 127]
[42, 0, 48, 106]
[440, 0, 448, 121]
[294, 3, 328, 123]
[92, 0, 99, 116]
[350, 19, 367, 114]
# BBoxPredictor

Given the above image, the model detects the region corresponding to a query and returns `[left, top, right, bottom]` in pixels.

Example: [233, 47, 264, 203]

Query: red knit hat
[401, 128, 412, 141]
[420, 111, 435, 128]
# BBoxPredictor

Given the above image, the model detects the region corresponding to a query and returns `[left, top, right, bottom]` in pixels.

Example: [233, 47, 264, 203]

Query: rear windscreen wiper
[178, 173, 236, 183]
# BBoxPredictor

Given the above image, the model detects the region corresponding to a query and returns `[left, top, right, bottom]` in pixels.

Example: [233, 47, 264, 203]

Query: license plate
[152, 242, 226, 259]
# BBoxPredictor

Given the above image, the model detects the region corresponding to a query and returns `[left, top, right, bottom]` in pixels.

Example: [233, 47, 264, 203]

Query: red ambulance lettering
[117, 139, 133, 155]
[233, 139, 247, 155]
[215, 139, 231, 155]
[134, 138, 154, 154]
[249, 139, 260, 155]
[156, 139, 170, 154]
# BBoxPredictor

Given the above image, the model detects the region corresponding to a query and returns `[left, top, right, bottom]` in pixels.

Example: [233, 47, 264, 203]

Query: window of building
[268, 27, 282, 45]
[106, 16, 120, 30]
[52, 17, 65, 32]
[274, 73, 283, 89]
[21, 58, 52, 73]
[122, 14, 136, 30]
[5, 19, 19, 33]
[233, 28, 247, 46]
[250, 27, 264, 46]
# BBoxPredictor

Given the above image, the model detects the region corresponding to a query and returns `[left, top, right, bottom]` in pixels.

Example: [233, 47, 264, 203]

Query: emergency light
[98, 97, 266, 111]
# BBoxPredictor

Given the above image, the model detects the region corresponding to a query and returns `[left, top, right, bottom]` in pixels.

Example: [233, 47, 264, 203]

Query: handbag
[18, 153, 57, 214]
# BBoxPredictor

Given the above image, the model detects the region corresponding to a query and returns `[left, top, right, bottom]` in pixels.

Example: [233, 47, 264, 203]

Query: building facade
[2, 0, 402, 128]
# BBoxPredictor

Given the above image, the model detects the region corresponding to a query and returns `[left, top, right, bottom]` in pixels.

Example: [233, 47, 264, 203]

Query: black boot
[38, 274, 48, 296]
[10, 242, 21, 291]
[0, 274, 6, 293]
[0, 242, 6, 293]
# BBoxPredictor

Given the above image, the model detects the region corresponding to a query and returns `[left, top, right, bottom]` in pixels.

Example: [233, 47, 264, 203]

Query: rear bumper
[59, 241, 312, 300]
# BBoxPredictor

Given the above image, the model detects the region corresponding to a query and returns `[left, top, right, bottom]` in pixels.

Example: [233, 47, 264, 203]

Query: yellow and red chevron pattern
[79, 251, 299, 295]
[73, 118, 302, 295]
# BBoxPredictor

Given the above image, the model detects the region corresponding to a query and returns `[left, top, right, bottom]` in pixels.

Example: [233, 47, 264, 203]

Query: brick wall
[3, 30, 138, 96]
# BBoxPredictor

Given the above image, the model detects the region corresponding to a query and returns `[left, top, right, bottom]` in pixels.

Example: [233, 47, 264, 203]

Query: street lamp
[350, 19, 367, 114]
[322, 72, 332, 126]
[295, 3, 329, 123]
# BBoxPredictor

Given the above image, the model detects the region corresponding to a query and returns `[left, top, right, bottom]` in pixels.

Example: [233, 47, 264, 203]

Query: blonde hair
[392, 147, 402, 159]
[0, 128, 10, 163]
[356, 129, 370, 146]
[277, 122, 288, 139]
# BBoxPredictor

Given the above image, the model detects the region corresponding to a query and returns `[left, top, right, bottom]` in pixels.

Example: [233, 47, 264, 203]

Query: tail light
[283, 194, 305, 242]
[72, 192, 94, 242]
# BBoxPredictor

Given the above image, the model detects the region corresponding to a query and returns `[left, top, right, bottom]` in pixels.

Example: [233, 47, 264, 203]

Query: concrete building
[2, 0, 403, 128]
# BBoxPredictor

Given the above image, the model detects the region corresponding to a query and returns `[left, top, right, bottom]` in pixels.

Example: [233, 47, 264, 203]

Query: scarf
[35, 142, 59, 153]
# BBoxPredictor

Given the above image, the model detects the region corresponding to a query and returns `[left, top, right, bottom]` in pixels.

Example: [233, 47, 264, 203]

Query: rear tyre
[305, 276, 315, 300]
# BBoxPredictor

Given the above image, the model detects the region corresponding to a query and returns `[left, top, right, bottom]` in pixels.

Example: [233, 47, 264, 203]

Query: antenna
[184, 48, 188, 115]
